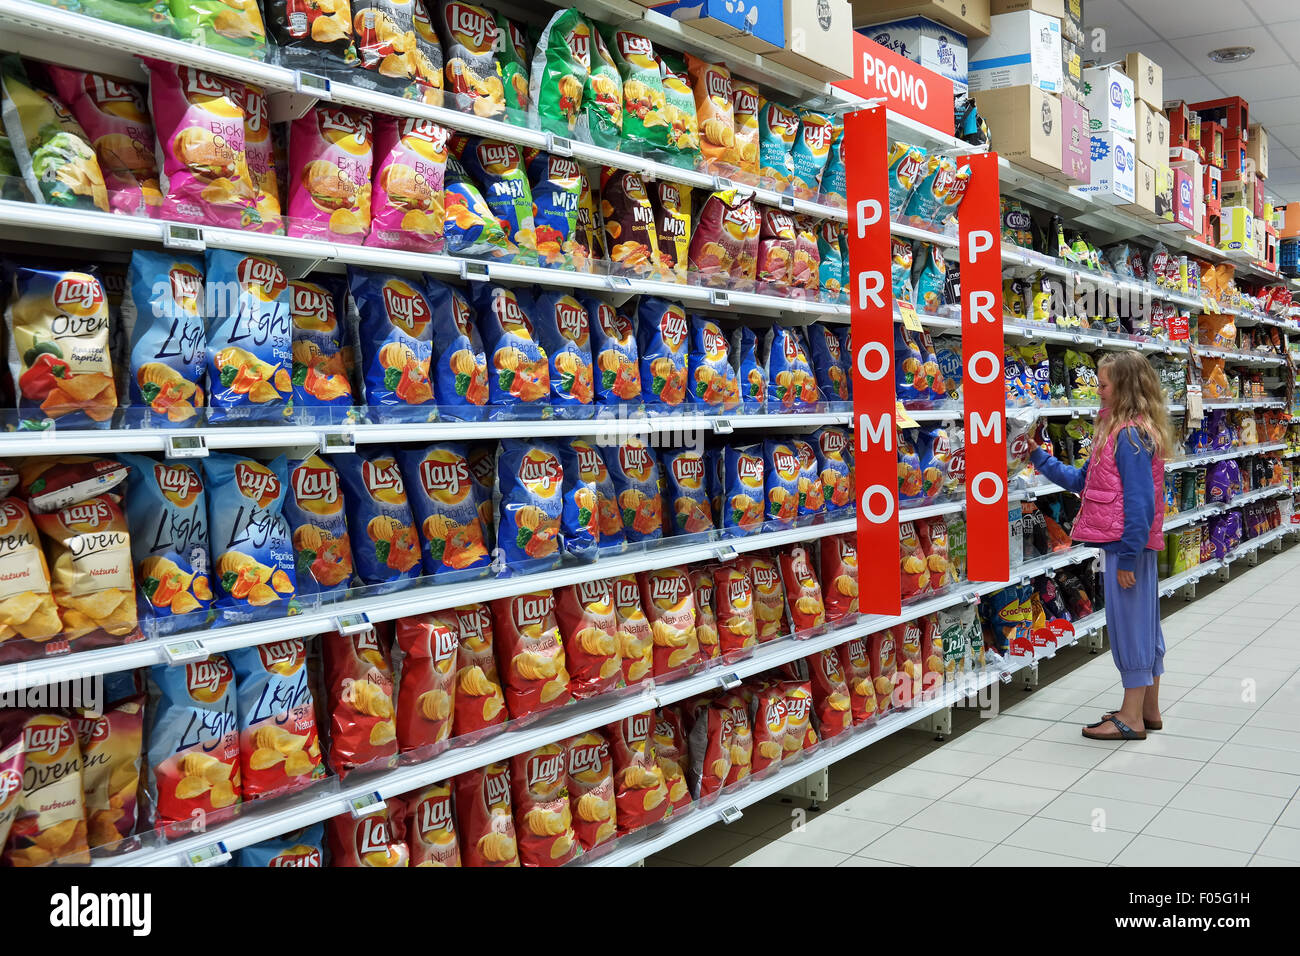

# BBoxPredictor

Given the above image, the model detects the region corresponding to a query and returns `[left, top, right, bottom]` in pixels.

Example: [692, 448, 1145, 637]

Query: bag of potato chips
[657, 50, 700, 163]
[242, 84, 282, 234]
[442, 154, 516, 259]
[567, 730, 617, 850]
[168, 0, 266, 56]
[611, 573, 652, 685]
[454, 762, 518, 866]
[236, 824, 325, 866]
[721, 443, 765, 537]
[122, 251, 205, 427]
[807, 321, 850, 404]
[266, 0, 358, 69]
[662, 447, 713, 537]
[453, 134, 538, 262]
[492, 589, 573, 719]
[288, 275, 353, 418]
[447, 602, 507, 737]
[607, 711, 670, 832]
[530, 8, 590, 140]
[327, 800, 408, 865]
[434, 0, 504, 118]
[426, 278, 488, 415]
[203, 454, 297, 622]
[79, 0, 173, 32]
[585, 23, 624, 150]
[652, 707, 691, 811]
[688, 314, 739, 412]
[607, 437, 663, 543]
[497, 439, 565, 572]
[555, 579, 621, 699]
[471, 283, 549, 408]
[7, 265, 117, 427]
[284, 453, 354, 598]
[636, 296, 688, 410]
[393, 612, 459, 754]
[738, 553, 786, 642]
[581, 295, 640, 406]
[495, 13, 532, 115]
[347, 267, 435, 419]
[560, 437, 623, 553]
[685, 54, 737, 172]
[731, 81, 760, 176]
[778, 543, 827, 632]
[532, 290, 594, 414]
[347, 0, 441, 96]
[71, 695, 143, 851]
[600, 25, 668, 153]
[230, 639, 325, 800]
[525, 149, 581, 270]
[397, 444, 492, 575]
[367, 115, 448, 253]
[758, 97, 798, 191]
[510, 742, 580, 866]
[335, 449, 421, 586]
[762, 439, 801, 528]
[403, 782, 461, 866]
[576, 172, 605, 264]
[2, 713, 89, 865]
[204, 250, 292, 422]
[288, 104, 373, 243]
[638, 566, 700, 677]
[0, 499, 60, 654]
[322, 626, 400, 776]
[712, 562, 756, 654]
[649, 181, 692, 284]
[822, 119, 846, 204]
[764, 324, 819, 410]
[600, 167, 660, 276]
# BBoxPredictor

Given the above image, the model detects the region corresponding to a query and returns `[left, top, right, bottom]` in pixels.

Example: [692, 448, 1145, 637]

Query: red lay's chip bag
[868, 629, 897, 715]
[607, 711, 669, 834]
[327, 801, 409, 867]
[718, 692, 753, 786]
[779, 543, 827, 632]
[778, 680, 817, 757]
[689, 568, 720, 660]
[637, 566, 701, 677]
[0, 730, 24, 855]
[686, 700, 730, 800]
[555, 579, 623, 700]
[448, 602, 508, 737]
[403, 781, 461, 866]
[891, 619, 924, 707]
[567, 730, 617, 851]
[395, 612, 460, 754]
[748, 684, 787, 773]
[612, 573, 653, 686]
[491, 590, 573, 720]
[738, 553, 786, 642]
[838, 637, 877, 724]
[712, 563, 757, 655]
[511, 742, 580, 866]
[321, 627, 399, 777]
[455, 762, 519, 867]
[821, 534, 859, 623]
[806, 649, 853, 740]
[651, 707, 691, 812]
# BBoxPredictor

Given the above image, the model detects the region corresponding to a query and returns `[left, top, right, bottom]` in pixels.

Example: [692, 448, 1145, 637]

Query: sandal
[1098, 709, 1162, 731]
[1081, 715, 1146, 741]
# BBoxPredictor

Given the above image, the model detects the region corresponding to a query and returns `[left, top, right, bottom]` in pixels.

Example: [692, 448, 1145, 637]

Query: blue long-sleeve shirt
[1029, 426, 1156, 572]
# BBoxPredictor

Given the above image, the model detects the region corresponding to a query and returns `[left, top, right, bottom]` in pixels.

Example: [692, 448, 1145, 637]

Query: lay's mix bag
[397, 444, 492, 576]
[284, 453, 355, 599]
[560, 438, 625, 553]
[581, 294, 640, 406]
[347, 267, 435, 420]
[203, 454, 297, 623]
[229, 638, 325, 800]
[721, 443, 765, 537]
[452, 135, 538, 263]
[426, 278, 488, 416]
[120, 454, 212, 633]
[532, 290, 595, 414]
[288, 276, 353, 418]
[526, 149, 583, 270]
[336, 449, 422, 587]
[636, 296, 688, 410]
[472, 283, 550, 408]
[204, 250, 292, 423]
[607, 437, 663, 543]
[122, 251, 205, 427]
[661, 447, 713, 536]
[497, 439, 566, 573]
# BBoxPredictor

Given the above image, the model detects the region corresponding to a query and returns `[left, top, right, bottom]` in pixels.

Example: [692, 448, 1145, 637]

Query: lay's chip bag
[763, 439, 802, 528]
[758, 97, 798, 190]
[559, 437, 624, 553]
[888, 141, 929, 217]
[790, 109, 833, 200]
[0, 503, 62, 660]
[229, 638, 325, 800]
[732, 325, 766, 411]
[581, 294, 640, 406]
[167, 0, 267, 57]
[903, 156, 971, 231]
[814, 426, 854, 512]
[7, 265, 118, 427]
[466, 442, 496, 553]
[722, 443, 765, 537]
[807, 321, 850, 404]
[237, 824, 325, 866]
[287, 104, 374, 243]
[347, 267, 435, 420]
[764, 324, 819, 410]
[443, 155, 516, 259]
[822, 119, 846, 205]
[497, 439, 566, 572]
[367, 115, 448, 254]
[397, 444, 492, 576]
[532, 290, 595, 415]
[525, 148, 582, 270]
[119, 453, 212, 634]
[661, 447, 713, 536]
[204, 250, 292, 423]
[336, 449, 422, 587]
[637, 296, 689, 410]
[688, 314, 739, 412]
[793, 438, 826, 517]
[452, 135, 537, 264]
[607, 437, 663, 543]
[289, 275, 354, 420]
[426, 278, 488, 416]
[472, 283, 550, 408]
[203, 454, 297, 623]
[122, 251, 205, 427]
[284, 453, 354, 599]
[556, 447, 600, 562]
[818, 221, 845, 303]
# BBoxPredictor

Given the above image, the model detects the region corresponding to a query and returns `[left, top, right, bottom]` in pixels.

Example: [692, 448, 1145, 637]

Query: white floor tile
[827, 789, 930, 826]
[1167, 783, 1290, 824]
[905, 800, 1026, 843]
[1006, 738, 1113, 769]
[1213, 742, 1300, 776]
[967, 714, 1058, 739]
[837, 855, 905, 866]
[1001, 699, 1082, 721]
[1093, 750, 1204, 783]
[907, 747, 1001, 777]
[976, 756, 1089, 790]
[869, 767, 969, 800]
[1247, 854, 1296, 866]
[1142, 807, 1272, 853]
[941, 731, 1027, 758]
[1037, 791, 1162, 832]
[1229, 725, 1300, 753]
[762, 812, 893, 855]
[730, 840, 852, 867]
[1069, 769, 1185, 806]
[1131, 732, 1222, 762]
[1112, 834, 1253, 867]
[1190, 763, 1300, 799]
[1255, 826, 1300, 862]
[1160, 715, 1244, 742]
[1003, 816, 1135, 863]
[974, 844, 1105, 866]
[857, 826, 997, 867]
[942, 778, 1062, 815]
[1165, 701, 1254, 725]
[1277, 798, 1300, 830]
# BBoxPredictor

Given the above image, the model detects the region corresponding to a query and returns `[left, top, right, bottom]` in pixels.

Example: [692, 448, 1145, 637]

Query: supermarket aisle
[647, 547, 1300, 867]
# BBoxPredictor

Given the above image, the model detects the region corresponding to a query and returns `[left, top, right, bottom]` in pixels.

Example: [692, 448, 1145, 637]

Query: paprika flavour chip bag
[511, 741, 579, 866]
[722, 442, 765, 537]
[122, 252, 204, 426]
[287, 104, 373, 243]
[347, 267, 435, 418]
[335, 448, 422, 586]
[607, 436, 664, 542]
[230, 638, 325, 800]
[555, 579, 622, 699]
[491, 589, 572, 720]
[612, 572, 653, 685]
[397, 444, 492, 575]
[449, 602, 507, 736]
[560, 437, 624, 553]
[426, 278, 488, 414]
[636, 295, 689, 409]
[689, 314, 740, 412]
[471, 283, 550, 408]
[497, 439, 565, 571]
[0, 498, 66, 651]
[532, 290, 595, 413]
[732, 325, 766, 410]
[806, 648, 852, 739]
[367, 115, 448, 254]
[288, 275, 353, 417]
[581, 295, 640, 406]
[712, 562, 756, 654]
[808, 321, 850, 403]
[765, 324, 819, 410]
[567, 729, 617, 849]
[763, 439, 802, 528]
[794, 438, 825, 517]
[321, 627, 399, 776]
[455, 762, 518, 867]
[607, 711, 669, 833]
[394, 612, 460, 753]
[284, 453, 354, 598]
[662, 447, 713, 536]
[204, 250, 292, 422]
[638, 565, 701, 676]
[72, 695, 143, 850]
[4, 713, 89, 865]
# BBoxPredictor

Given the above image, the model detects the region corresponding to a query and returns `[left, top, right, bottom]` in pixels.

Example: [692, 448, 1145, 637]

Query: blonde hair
[1094, 352, 1176, 461]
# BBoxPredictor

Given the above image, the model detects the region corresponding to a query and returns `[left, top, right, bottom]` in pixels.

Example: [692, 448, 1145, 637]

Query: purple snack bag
[1206, 460, 1241, 503]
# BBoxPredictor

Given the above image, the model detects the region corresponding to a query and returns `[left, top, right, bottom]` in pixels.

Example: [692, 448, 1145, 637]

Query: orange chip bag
[321, 627, 399, 777]
[0, 498, 61, 658]
[778, 680, 817, 756]
[685, 54, 737, 171]
[567, 730, 617, 851]
[511, 742, 579, 866]
[749, 685, 787, 773]
[637, 566, 701, 677]
[395, 612, 460, 754]
[712, 562, 757, 655]
[821, 533, 859, 623]
[807, 648, 853, 740]
[607, 711, 669, 834]
[455, 761, 520, 867]
[690, 567, 720, 660]
[890, 619, 924, 707]
[731, 80, 760, 175]
[326, 802, 409, 867]
[686, 700, 730, 800]
[778, 543, 827, 632]
[838, 636, 877, 724]
[4, 713, 89, 865]
[555, 579, 623, 700]
[448, 603, 507, 736]
[492, 590, 573, 720]
[738, 553, 786, 642]
[719, 692, 753, 786]
[403, 781, 461, 866]
[612, 573, 653, 686]
[651, 707, 691, 812]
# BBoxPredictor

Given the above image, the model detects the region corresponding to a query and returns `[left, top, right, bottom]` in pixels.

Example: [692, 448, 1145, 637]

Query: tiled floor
[646, 544, 1300, 867]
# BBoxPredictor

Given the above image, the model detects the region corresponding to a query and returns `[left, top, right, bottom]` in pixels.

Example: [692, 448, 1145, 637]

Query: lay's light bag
[288, 275, 354, 419]
[497, 439, 566, 573]
[204, 250, 292, 423]
[284, 453, 355, 600]
[347, 267, 435, 420]
[335, 448, 422, 587]
[397, 444, 492, 576]
[122, 251, 205, 427]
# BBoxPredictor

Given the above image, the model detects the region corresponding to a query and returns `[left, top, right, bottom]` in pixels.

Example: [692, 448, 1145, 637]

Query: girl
[1028, 351, 1174, 741]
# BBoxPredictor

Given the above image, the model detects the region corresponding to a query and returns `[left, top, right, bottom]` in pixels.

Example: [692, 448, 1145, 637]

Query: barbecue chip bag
[72, 695, 144, 850]
[3, 713, 89, 865]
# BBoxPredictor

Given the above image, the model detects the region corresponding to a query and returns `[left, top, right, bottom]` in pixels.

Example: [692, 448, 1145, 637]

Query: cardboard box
[1205, 164, 1221, 204]
[1166, 101, 1192, 149]
[1202, 121, 1224, 168]
[975, 85, 1062, 175]
[992, 0, 1063, 14]
[969, 10, 1062, 93]
[859, 16, 968, 86]
[651, 0, 786, 52]
[1063, 0, 1083, 45]
[1154, 163, 1173, 220]
[1127, 160, 1156, 215]
[1061, 40, 1082, 101]
[1083, 65, 1135, 138]
[1221, 206, 1253, 252]
[1135, 100, 1167, 167]
[770, 0, 855, 80]
[1123, 52, 1162, 108]
[1248, 124, 1269, 179]
[1266, 231, 1279, 270]
[849, 0, 991, 37]
[1190, 96, 1249, 140]
[1224, 136, 1247, 178]
[1171, 167, 1196, 229]
[1074, 131, 1135, 204]
[1253, 216, 1267, 260]
[1055, 95, 1090, 183]
[1255, 180, 1265, 220]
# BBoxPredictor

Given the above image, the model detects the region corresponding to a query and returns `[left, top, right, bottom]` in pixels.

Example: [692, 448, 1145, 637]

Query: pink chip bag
[367, 115, 449, 254]
[287, 104, 375, 244]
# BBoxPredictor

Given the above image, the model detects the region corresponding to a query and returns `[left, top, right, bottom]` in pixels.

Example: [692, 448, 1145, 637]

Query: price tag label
[461, 260, 491, 282]
[320, 428, 355, 454]
[712, 418, 734, 435]
[607, 275, 633, 292]
[895, 401, 919, 428]
[899, 302, 923, 331]
[718, 673, 742, 691]
[719, 805, 744, 824]
[163, 639, 207, 665]
[296, 71, 332, 98]
[186, 842, 230, 867]
[710, 290, 730, 307]
[163, 223, 205, 252]
[164, 434, 208, 459]
[349, 791, 386, 818]
[1167, 312, 1190, 341]
[778, 194, 796, 212]
[547, 134, 573, 157]
[335, 613, 373, 637]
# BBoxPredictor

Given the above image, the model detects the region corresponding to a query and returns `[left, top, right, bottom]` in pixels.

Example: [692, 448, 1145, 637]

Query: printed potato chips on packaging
[649, 181, 692, 283]
[497, 439, 565, 571]
[601, 25, 668, 152]
[600, 167, 660, 276]
[661, 447, 713, 536]
[367, 115, 448, 253]
[555, 579, 622, 699]
[472, 283, 550, 407]
[204, 251, 292, 422]
[638, 566, 699, 676]
[721, 443, 765, 537]
[242, 84, 282, 234]
[731, 80, 760, 175]
[532, 290, 595, 413]
[453, 135, 537, 261]
[73, 695, 144, 850]
[636, 295, 688, 409]
[285, 277, 353, 419]
[491, 589, 572, 719]
[612, 573, 653, 685]
[739, 553, 786, 642]
[322, 626, 400, 776]
[567, 730, 617, 849]
[122, 251, 204, 426]
[347, 267, 435, 418]
[229, 639, 324, 800]
[1, 713, 86, 865]
[424, 278, 487, 414]
[607, 437, 663, 542]
[607, 712, 670, 832]
[283, 453, 354, 597]
[397, 444, 491, 575]
[758, 97, 798, 189]
[403, 782, 460, 866]
[586, 23, 624, 150]
[266, 0, 358, 68]
[336, 449, 421, 585]
[685, 54, 737, 172]
[288, 104, 373, 243]
[510, 742, 580, 866]
[394, 612, 459, 753]
[349, 0, 442, 96]
[526, 149, 582, 269]
[448, 603, 507, 736]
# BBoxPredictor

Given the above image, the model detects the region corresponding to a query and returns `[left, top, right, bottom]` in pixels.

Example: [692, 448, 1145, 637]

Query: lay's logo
[235, 461, 280, 505]
[362, 458, 404, 496]
[170, 265, 203, 312]
[355, 630, 382, 656]
[737, 453, 763, 486]
[237, 256, 287, 300]
[554, 301, 587, 342]
[575, 443, 606, 480]
[518, 451, 562, 493]
[622, 712, 651, 742]
[25, 720, 75, 759]
[186, 656, 233, 698]
[53, 276, 103, 312]
[291, 283, 334, 327]
[566, 22, 590, 62]
[723, 202, 757, 235]
[257, 639, 305, 671]
[897, 151, 925, 185]
[568, 740, 607, 776]
[659, 308, 687, 350]
[87, 74, 139, 106]
[182, 67, 244, 104]
[381, 280, 430, 335]
[513, 592, 554, 628]
[450, 294, 475, 337]
[155, 463, 202, 507]
[446, 2, 496, 50]
[244, 88, 266, 134]
[419, 456, 471, 499]
[355, 816, 392, 857]
[615, 578, 638, 606]
[292, 463, 339, 506]
[526, 750, 567, 787]
[705, 68, 731, 101]
[773, 449, 799, 478]
[454, 605, 488, 641]
[619, 443, 653, 479]
[415, 792, 453, 836]
[751, 564, 778, 590]
[671, 454, 704, 487]
[270, 847, 321, 867]
[402, 118, 449, 153]
[484, 766, 511, 806]
[703, 326, 727, 357]
[649, 572, 688, 605]
[765, 103, 798, 134]
[476, 141, 518, 170]
[595, 304, 629, 340]
[803, 120, 834, 152]
[820, 650, 843, 681]
[577, 578, 611, 606]
[696, 581, 713, 607]
[617, 31, 654, 60]
[734, 88, 759, 115]
[0, 767, 21, 806]
[784, 693, 811, 722]
[491, 290, 531, 332]
[59, 498, 113, 530]
[728, 576, 750, 605]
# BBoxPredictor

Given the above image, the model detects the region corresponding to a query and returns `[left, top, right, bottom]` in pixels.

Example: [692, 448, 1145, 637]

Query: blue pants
[1102, 549, 1166, 689]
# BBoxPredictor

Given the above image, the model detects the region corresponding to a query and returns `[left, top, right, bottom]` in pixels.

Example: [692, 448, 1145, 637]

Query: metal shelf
[1162, 484, 1293, 532]
[1167, 443, 1287, 471]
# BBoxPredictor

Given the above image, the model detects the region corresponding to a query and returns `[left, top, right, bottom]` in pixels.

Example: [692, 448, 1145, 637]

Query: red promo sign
[959, 151, 1007, 583]
[847, 106, 900, 617]
[834, 34, 955, 137]
[1167, 310, 1190, 341]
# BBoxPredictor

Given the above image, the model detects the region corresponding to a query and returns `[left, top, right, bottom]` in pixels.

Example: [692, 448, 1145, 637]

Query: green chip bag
[0, 132, 32, 201]
[585, 23, 623, 150]
[169, 0, 267, 58]
[496, 13, 532, 117]
[657, 50, 699, 166]
[600, 24, 668, 154]
[82, 0, 174, 33]
[530, 8, 589, 139]
[0, 57, 108, 212]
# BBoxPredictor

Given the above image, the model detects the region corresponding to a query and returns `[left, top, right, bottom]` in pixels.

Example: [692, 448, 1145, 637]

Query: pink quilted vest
[1070, 425, 1165, 551]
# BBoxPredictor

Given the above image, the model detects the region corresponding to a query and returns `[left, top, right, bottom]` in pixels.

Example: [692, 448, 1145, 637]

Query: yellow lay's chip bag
[0, 498, 61, 658]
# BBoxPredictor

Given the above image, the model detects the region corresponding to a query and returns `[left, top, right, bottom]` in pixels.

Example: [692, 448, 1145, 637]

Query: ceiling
[1086, 0, 1300, 204]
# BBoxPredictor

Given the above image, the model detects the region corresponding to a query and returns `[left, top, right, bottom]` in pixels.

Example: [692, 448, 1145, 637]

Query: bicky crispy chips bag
[404, 781, 461, 866]
[204, 250, 292, 422]
[146, 655, 241, 832]
[607, 711, 669, 833]
[203, 454, 297, 621]
[602, 25, 668, 152]
[72, 695, 143, 850]
[721, 443, 765, 537]
[347, 267, 435, 417]
[662, 447, 713, 536]
[638, 565, 700, 677]
[612, 572, 653, 686]
[455, 762, 519, 867]
[607, 436, 663, 543]
[497, 439, 565, 571]
[791, 109, 833, 200]
[526, 149, 581, 270]
[712, 562, 756, 654]
[689, 314, 739, 412]
[657, 50, 700, 160]
[122, 251, 205, 426]
[510, 742, 580, 866]
[530, 8, 589, 138]
[230, 638, 324, 800]
[491, 589, 573, 720]
[397, 444, 491, 575]
[758, 97, 798, 190]
[560, 437, 624, 552]
[288, 104, 373, 243]
[335, 448, 421, 586]
[394, 612, 459, 753]
[649, 180, 692, 284]
[46, 65, 161, 218]
[8, 266, 117, 427]
[367, 115, 449, 253]
[582, 296, 640, 405]
[327, 800, 408, 866]
[3, 713, 88, 865]
[532, 290, 595, 412]
[448, 602, 507, 736]
[636, 295, 689, 409]
[284, 453, 354, 597]
[556, 579, 622, 699]
[322, 627, 399, 776]
[567, 729, 617, 850]
[600, 167, 660, 276]
[686, 53, 737, 172]
[472, 283, 549, 407]
[453, 135, 537, 261]
[288, 275, 353, 416]
[242, 84, 282, 234]
[266, 0, 358, 69]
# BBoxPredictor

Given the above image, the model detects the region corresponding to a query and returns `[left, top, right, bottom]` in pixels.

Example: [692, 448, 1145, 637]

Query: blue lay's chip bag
[637, 296, 689, 410]
[471, 283, 550, 410]
[532, 290, 595, 416]
[722, 443, 765, 536]
[497, 439, 565, 571]
[763, 439, 802, 527]
[119, 453, 212, 634]
[397, 444, 492, 577]
[903, 157, 971, 231]
[807, 321, 850, 404]
[817, 222, 845, 303]
[526, 148, 582, 270]
[560, 437, 624, 553]
[898, 429, 924, 501]
[236, 823, 325, 867]
[203, 453, 297, 624]
[1019, 342, 1051, 404]
[443, 155, 516, 259]
[607, 436, 663, 543]
[204, 251, 292, 423]
[425, 278, 488, 416]
[731, 325, 766, 411]
[688, 315, 739, 412]
[466, 441, 497, 553]
[122, 250, 205, 427]
[793, 439, 825, 516]
[813, 426, 854, 511]
[915, 428, 947, 500]
[288, 275, 353, 421]
[581, 294, 640, 407]
[661, 447, 713, 536]
[229, 638, 325, 800]
[346, 268, 435, 421]
[452, 135, 537, 263]
[888, 142, 929, 217]
[284, 453, 354, 600]
[706, 445, 723, 521]
[556, 444, 599, 561]
[335, 448, 422, 587]
[764, 325, 819, 410]
[895, 325, 933, 404]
